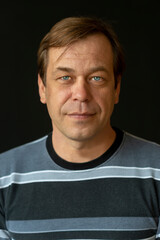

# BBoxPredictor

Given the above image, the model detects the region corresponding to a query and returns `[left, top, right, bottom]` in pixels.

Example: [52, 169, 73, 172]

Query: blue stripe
[1, 167, 160, 189]
[6, 217, 158, 234]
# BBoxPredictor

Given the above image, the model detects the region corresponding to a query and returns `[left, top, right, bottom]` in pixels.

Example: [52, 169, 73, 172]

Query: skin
[38, 33, 121, 163]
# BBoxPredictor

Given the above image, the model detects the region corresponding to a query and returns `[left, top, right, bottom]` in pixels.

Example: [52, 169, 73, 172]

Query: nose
[71, 78, 91, 102]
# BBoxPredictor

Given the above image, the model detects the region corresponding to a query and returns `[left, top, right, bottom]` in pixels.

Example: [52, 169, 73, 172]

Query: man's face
[38, 33, 121, 143]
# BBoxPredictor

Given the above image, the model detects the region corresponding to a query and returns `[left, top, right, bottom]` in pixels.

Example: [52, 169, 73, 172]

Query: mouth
[67, 112, 96, 120]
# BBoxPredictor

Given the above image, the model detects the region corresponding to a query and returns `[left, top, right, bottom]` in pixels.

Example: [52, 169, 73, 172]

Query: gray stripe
[6, 217, 157, 234]
[1, 166, 160, 189]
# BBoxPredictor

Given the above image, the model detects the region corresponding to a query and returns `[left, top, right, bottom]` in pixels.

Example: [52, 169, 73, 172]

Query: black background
[0, 0, 160, 153]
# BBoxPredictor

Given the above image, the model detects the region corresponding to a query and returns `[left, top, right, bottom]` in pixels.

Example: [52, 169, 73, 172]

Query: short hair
[37, 16, 125, 87]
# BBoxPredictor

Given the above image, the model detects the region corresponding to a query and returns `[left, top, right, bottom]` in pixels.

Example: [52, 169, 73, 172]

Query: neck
[52, 127, 116, 163]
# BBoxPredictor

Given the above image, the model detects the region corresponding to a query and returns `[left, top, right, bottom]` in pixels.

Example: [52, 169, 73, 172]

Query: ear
[114, 75, 121, 104]
[38, 74, 46, 104]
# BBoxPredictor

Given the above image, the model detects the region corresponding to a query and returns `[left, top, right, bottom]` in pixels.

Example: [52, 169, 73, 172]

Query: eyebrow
[88, 66, 109, 74]
[55, 67, 75, 73]
[54, 66, 109, 74]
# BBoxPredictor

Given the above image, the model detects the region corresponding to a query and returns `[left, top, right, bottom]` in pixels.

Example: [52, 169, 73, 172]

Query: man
[0, 17, 160, 240]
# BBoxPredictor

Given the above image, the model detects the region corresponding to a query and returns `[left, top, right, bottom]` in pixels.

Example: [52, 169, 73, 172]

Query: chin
[65, 131, 97, 142]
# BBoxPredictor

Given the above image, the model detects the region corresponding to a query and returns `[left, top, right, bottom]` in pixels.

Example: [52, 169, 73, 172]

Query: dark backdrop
[0, 0, 160, 153]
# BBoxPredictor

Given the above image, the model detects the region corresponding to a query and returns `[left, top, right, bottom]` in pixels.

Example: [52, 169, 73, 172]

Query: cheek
[97, 90, 116, 112]
[46, 87, 71, 112]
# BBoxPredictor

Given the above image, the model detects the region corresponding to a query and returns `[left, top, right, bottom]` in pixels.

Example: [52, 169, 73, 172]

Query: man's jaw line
[51, 123, 116, 162]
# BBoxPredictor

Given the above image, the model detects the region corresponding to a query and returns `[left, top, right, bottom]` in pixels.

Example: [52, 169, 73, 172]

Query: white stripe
[7, 224, 158, 234]
[1, 166, 160, 189]
[0, 229, 11, 239]
[7, 227, 157, 234]
[138, 236, 156, 240]
[58, 238, 156, 240]
[54, 238, 156, 240]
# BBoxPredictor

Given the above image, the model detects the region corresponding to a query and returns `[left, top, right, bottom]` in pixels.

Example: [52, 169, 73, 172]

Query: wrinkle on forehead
[48, 33, 112, 61]
[47, 33, 114, 75]
[48, 45, 69, 66]
[48, 44, 95, 66]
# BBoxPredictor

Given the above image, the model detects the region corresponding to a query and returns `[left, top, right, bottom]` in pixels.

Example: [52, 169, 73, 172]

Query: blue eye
[62, 76, 70, 80]
[93, 76, 101, 81]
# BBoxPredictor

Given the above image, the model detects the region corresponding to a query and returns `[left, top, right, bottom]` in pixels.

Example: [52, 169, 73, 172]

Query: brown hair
[37, 16, 125, 87]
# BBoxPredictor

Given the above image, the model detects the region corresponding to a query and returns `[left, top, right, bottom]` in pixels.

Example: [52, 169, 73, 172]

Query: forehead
[47, 33, 114, 68]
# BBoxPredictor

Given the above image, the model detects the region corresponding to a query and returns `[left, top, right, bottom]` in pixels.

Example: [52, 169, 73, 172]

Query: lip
[67, 112, 96, 119]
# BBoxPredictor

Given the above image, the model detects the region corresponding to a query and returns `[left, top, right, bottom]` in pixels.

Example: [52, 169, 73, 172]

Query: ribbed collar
[46, 128, 124, 170]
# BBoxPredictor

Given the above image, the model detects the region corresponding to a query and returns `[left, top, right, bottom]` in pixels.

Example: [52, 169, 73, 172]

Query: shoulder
[124, 131, 160, 151]
[0, 135, 49, 177]
[118, 131, 160, 167]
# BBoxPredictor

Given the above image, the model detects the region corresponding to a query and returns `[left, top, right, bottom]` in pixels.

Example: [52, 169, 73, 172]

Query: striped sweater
[0, 129, 160, 240]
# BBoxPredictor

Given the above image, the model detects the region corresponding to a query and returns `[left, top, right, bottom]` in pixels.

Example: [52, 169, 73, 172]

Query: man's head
[37, 16, 125, 88]
[38, 17, 124, 147]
